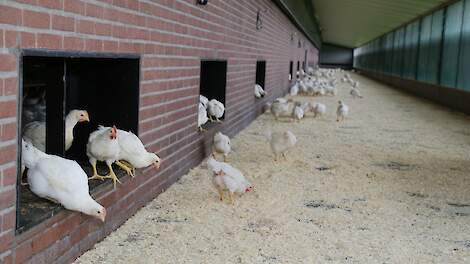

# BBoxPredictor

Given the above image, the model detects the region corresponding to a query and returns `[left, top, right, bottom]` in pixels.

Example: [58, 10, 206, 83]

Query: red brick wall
[0, 0, 318, 263]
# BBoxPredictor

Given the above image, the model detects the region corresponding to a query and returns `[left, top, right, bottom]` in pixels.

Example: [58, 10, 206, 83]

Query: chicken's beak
[80, 113, 90, 122]
[111, 126, 117, 139]
[98, 208, 106, 223]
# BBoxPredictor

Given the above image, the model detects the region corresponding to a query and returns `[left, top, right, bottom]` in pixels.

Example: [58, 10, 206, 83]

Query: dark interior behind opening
[18, 55, 140, 234]
[199, 60, 227, 123]
[256, 61, 266, 89]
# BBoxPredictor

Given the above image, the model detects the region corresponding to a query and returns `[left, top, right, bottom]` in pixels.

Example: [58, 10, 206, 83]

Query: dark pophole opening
[18, 53, 139, 234]
[199, 60, 227, 127]
[256, 61, 266, 89]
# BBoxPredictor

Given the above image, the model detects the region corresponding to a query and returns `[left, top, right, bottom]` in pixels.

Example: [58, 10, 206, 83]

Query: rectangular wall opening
[289, 61, 293, 80]
[297, 61, 300, 78]
[18, 52, 140, 234]
[199, 60, 227, 128]
[255, 61, 266, 90]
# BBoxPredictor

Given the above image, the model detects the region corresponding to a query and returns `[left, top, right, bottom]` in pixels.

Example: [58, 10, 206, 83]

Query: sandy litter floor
[76, 72, 470, 264]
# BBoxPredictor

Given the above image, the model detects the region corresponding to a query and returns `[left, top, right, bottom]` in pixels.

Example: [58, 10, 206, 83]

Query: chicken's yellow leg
[88, 161, 106, 181]
[229, 192, 235, 205]
[115, 160, 135, 178]
[104, 163, 122, 189]
[121, 160, 136, 176]
[217, 188, 224, 202]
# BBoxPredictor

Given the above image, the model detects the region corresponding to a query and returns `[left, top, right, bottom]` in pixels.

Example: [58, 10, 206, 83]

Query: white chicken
[22, 139, 106, 222]
[337, 100, 349, 122]
[265, 130, 297, 161]
[293, 106, 304, 121]
[207, 99, 225, 122]
[110, 127, 161, 177]
[198, 103, 209, 131]
[23, 110, 90, 152]
[350, 87, 363, 99]
[212, 132, 231, 161]
[289, 81, 299, 96]
[207, 156, 253, 204]
[199, 95, 209, 109]
[311, 102, 326, 118]
[254, 84, 267, 98]
[86, 126, 121, 188]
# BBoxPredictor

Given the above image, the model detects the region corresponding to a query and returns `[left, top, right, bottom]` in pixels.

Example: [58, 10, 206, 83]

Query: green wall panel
[417, 15, 432, 82]
[402, 21, 420, 80]
[392, 28, 405, 77]
[385, 32, 395, 74]
[441, 1, 464, 88]
[457, 0, 470, 90]
[427, 9, 444, 84]
[353, 0, 470, 93]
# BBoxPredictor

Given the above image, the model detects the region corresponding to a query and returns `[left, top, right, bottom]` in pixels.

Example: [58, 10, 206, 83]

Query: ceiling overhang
[312, 0, 452, 48]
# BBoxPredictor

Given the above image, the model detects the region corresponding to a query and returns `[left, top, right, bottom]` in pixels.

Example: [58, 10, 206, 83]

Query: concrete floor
[76, 72, 470, 264]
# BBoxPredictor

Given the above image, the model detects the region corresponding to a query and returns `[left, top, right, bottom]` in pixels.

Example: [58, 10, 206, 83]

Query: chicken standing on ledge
[198, 102, 209, 132]
[213, 131, 231, 161]
[207, 99, 225, 122]
[23, 110, 90, 152]
[111, 127, 161, 177]
[254, 84, 267, 98]
[86, 126, 121, 188]
[22, 139, 106, 222]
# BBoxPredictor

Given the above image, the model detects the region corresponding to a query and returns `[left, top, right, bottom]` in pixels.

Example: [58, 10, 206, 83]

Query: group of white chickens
[207, 67, 364, 205]
[19, 67, 361, 222]
[198, 95, 226, 131]
[268, 67, 363, 123]
[198, 84, 267, 131]
[21, 111, 161, 223]
[208, 128, 297, 205]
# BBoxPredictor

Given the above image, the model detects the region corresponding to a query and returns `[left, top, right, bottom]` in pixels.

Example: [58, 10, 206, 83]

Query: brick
[19, 32, 36, 48]
[4, 31, 18, 48]
[0, 187, 15, 211]
[0, 101, 16, 119]
[52, 15, 75, 32]
[95, 22, 112, 36]
[38, 0, 63, 10]
[3, 78, 17, 96]
[2, 166, 17, 187]
[64, 0, 85, 15]
[0, 122, 16, 142]
[84, 39, 102, 52]
[37, 33, 62, 49]
[1, 210, 15, 231]
[0, 5, 22, 26]
[0, 148, 15, 171]
[63, 36, 84, 51]
[85, 3, 103, 18]
[31, 227, 61, 254]
[0, 30, 3, 48]
[23, 10, 50, 29]
[15, 240, 33, 263]
[77, 19, 95, 34]
[0, 54, 16, 72]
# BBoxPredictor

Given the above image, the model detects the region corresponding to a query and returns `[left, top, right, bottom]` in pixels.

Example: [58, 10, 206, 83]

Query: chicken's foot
[229, 192, 235, 205]
[217, 188, 224, 202]
[115, 160, 135, 178]
[104, 163, 122, 189]
[88, 162, 107, 181]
